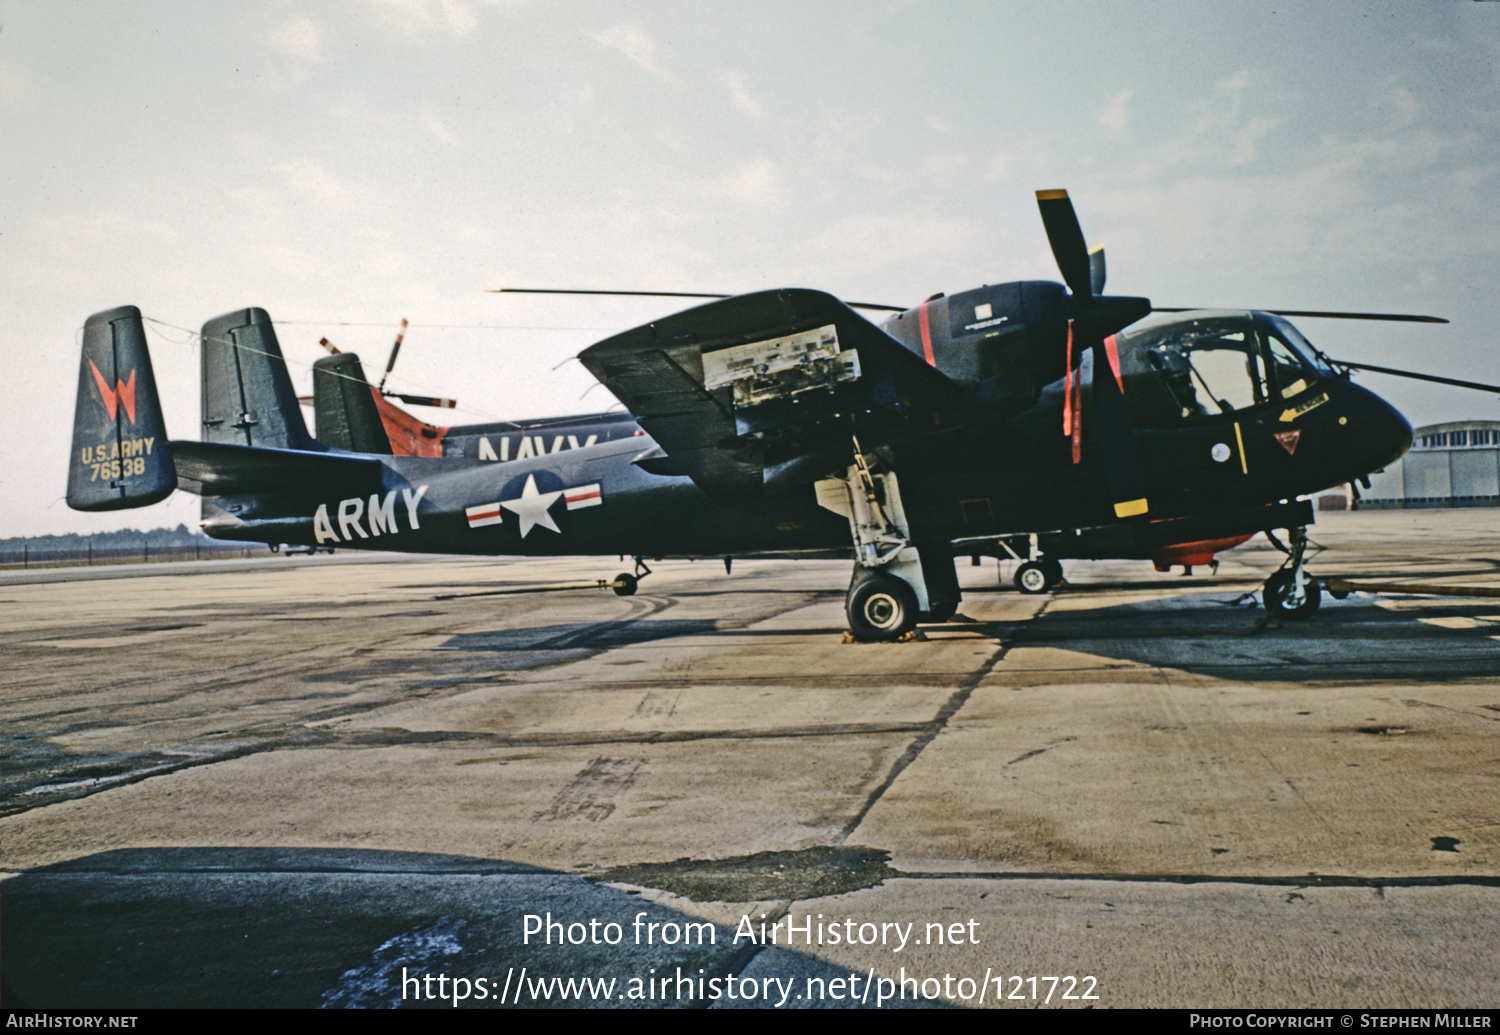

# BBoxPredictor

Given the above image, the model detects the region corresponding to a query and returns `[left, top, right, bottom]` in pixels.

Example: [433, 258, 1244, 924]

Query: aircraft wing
[579, 289, 963, 501]
[171, 441, 385, 496]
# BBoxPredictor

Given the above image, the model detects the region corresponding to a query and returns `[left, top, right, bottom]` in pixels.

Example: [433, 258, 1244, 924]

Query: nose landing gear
[1262, 525, 1321, 618]
[1014, 558, 1064, 595]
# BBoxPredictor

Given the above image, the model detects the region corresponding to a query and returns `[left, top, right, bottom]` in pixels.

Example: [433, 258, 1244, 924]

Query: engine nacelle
[881, 279, 1149, 409]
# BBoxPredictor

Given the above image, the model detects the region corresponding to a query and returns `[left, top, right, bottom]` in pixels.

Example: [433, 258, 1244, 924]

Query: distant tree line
[1, 525, 272, 568]
[0, 524, 211, 551]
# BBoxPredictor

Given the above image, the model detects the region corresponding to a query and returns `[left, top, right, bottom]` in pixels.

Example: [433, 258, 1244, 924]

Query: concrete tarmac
[2, 509, 1497, 1009]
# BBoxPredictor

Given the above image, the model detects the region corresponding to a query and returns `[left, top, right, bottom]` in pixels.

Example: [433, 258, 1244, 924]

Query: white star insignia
[500, 473, 564, 537]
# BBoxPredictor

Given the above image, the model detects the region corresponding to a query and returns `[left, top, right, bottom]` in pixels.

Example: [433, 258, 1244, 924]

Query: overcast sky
[4, 0, 1498, 538]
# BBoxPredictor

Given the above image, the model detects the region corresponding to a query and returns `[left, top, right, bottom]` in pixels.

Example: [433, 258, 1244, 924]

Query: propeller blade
[1035, 190, 1094, 303]
[378, 318, 409, 393]
[1089, 246, 1106, 296]
[390, 393, 458, 408]
[1151, 307, 1448, 324]
[1090, 336, 1149, 519]
[1329, 360, 1500, 393]
[488, 288, 907, 313]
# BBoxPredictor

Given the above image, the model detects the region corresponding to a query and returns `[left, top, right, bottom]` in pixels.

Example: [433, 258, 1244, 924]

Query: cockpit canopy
[1112, 312, 1329, 428]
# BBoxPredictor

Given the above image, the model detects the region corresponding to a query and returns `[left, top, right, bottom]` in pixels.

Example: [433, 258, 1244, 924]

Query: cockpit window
[1111, 314, 1332, 427]
[1262, 315, 1326, 399]
[1129, 319, 1268, 421]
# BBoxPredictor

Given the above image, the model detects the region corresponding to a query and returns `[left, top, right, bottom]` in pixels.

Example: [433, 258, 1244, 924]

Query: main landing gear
[1262, 525, 1320, 619]
[846, 573, 918, 641]
[816, 444, 961, 641]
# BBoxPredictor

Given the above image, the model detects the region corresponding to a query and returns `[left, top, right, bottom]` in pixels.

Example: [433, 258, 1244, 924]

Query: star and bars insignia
[465, 474, 602, 536]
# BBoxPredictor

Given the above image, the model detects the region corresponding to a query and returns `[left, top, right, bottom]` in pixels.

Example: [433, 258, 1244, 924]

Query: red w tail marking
[89, 360, 138, 423]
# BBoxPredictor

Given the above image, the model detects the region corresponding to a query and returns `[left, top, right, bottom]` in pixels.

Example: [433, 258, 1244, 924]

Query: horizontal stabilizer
[171, 441, 384, 496]
[67, 306, 177, 512]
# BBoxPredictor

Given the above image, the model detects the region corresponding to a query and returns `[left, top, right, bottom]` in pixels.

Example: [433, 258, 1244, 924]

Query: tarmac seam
[835, 615, 1030, 843]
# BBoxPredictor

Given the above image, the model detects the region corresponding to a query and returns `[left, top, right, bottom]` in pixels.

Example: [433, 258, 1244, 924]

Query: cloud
[1370, 81, 1422, 132]
[920, 151, 969, 183]
[358, 0, 483, 37]
[722, 72, 765, 120]
[1098, 90, 1133, 140]
[262, 159, 382, 217]
[925, 114, 961, 137]
[699, 157, 785, 211]
[267, 15, 325, 63]
[593, 24, 678, 84]
[422, 108, 459, 145]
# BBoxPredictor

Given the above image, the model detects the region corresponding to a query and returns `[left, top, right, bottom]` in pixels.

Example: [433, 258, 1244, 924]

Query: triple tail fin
[200, 308, 320, 451]
[67, 306, 176, 511]
[312, 352, 393, 454]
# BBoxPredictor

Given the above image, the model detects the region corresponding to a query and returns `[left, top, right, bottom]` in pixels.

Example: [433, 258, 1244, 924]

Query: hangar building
[1361, 420, 1500, 509]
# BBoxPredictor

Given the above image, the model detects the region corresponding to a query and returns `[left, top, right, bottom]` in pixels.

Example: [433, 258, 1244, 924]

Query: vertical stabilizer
[67, 306, 176, 511]
[313, 352, 393, 454]
[200, 308, 319, 451]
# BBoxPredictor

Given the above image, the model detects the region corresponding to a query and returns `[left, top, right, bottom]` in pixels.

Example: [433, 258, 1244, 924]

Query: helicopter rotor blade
[1150, 307, 1448, 324]
[1035, 189, 1094, 304]
[389, 393, 458, 408]
[1329, 360, 1500, 393]
[488, 288, 907, 313]
[378, 318, 409, 393]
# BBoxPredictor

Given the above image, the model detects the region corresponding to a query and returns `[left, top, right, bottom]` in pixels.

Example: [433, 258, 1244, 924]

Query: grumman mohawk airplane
[69, 191, 1467, 640]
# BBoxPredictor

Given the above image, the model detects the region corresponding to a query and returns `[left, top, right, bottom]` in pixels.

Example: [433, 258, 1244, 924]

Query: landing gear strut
[1262, 525, 1320, 618]
[817, 442, 960, 640]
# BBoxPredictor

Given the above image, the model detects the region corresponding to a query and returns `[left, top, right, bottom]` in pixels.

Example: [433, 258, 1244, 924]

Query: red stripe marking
[1062, 320, 1074, 437]
[566, 490, 601, 503]
[918, 301, 935, 366]
[1104, 334, 1124, 394]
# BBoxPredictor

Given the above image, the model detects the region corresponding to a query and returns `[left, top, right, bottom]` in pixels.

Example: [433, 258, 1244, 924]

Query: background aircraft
[68, 192, 1437, 638]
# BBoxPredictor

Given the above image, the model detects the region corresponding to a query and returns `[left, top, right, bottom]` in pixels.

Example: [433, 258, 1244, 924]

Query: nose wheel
[1014, 559, 1063, 594]
[1261, 526, 1320, 618]
[1263, 569, 1321, 618]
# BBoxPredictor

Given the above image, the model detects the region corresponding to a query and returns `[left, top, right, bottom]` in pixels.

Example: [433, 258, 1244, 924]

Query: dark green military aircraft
[68, 191, 1455, 639]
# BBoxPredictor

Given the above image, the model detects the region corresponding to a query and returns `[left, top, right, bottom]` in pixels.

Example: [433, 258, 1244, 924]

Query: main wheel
[612, 572, 638, 597]
[846, 575, 918, 641]
[1264, 570, 1321, 618]
[1014, 560, 1054, 595]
